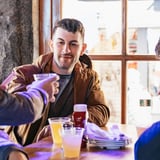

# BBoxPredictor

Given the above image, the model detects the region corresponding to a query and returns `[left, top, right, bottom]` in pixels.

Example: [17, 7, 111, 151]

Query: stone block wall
[0, 0, 33, 83]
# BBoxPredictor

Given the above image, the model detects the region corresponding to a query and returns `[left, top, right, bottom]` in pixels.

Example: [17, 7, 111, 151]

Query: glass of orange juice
[48, 117, 71, 147]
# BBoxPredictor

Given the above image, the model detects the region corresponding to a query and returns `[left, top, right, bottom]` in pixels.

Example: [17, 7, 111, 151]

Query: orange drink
[61, 127, 84, 158]
[48, 117, 70, 146]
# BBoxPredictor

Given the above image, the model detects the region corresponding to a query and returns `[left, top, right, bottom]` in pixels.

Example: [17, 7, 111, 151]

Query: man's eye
[58, 41, 64, 45]
[70, 43, 79, 46]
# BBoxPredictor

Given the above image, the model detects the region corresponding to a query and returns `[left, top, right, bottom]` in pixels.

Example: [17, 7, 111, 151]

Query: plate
[88, 136, 132, 149]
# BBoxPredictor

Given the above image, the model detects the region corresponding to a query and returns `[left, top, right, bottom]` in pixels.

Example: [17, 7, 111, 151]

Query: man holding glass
[3, 18, 110, 146]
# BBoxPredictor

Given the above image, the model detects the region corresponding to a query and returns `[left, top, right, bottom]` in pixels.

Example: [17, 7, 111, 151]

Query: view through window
[61, 0, 160, 126]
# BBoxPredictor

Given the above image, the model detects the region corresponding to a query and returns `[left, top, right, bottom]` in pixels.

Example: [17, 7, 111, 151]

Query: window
[41, 0, 160, 125]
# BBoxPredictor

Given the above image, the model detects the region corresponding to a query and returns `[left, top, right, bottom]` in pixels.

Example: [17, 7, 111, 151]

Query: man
[4, 18, 110, 146]
[0, 74, 59, 160]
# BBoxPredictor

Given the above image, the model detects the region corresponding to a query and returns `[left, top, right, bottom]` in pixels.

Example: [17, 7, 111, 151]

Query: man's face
[52, 28, 86, 74]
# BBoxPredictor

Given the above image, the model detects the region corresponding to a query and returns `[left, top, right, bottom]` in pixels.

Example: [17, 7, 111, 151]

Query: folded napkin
[85, 122, 128, 141]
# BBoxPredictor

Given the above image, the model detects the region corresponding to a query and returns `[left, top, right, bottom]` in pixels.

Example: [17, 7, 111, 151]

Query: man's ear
[80, 43, 87, 56]
[48, 40, 53, 52]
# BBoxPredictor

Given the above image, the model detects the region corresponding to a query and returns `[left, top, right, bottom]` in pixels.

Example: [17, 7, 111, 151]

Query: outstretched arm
[0, 74, 59, 126]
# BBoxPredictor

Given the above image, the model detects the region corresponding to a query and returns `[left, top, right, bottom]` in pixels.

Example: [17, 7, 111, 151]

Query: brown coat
[4, 53, 110, 146]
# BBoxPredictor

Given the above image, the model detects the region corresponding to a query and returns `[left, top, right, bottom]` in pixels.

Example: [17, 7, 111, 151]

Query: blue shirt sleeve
[134, 121, 160, 160]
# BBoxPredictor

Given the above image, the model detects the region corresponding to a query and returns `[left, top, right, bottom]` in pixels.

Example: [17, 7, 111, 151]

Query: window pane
[128, 0, 160, 55]
[92, 61, 121, 123]
[127, 61, 160, 127]
[62, 0, 122, 54]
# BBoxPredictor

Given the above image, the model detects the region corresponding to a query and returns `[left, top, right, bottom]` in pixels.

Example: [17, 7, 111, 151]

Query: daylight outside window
[61, 0, 160, 125]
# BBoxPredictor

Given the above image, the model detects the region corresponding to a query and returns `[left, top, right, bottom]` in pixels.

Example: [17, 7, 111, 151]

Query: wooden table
[24, 124, 138, 160]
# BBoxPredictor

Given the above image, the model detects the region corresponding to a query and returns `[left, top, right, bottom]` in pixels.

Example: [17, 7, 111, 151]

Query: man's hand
[36, 125, 51, 142]
[8, 151, 28, 160]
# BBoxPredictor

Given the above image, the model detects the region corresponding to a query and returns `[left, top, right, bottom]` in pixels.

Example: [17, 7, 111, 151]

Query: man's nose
[62, 44, 71, 53]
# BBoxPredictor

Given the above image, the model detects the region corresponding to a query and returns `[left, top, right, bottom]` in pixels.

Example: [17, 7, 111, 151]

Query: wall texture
[0, 0, 33, 83]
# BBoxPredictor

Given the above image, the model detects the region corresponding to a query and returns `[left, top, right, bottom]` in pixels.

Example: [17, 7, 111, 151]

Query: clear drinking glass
[33, 73, 57, 81]
[61, 127, 84, 159]
[48, 117, 71, 147]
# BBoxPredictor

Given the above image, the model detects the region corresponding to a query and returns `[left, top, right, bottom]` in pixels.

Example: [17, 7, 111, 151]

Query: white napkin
[85, 122, 127, 140]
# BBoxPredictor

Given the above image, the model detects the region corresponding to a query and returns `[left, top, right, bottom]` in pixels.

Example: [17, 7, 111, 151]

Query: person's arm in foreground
[0, 130, 28, 160]
[134, 121, 160, 160]
[0, 75, 59, 160]
[0, 74, 59, 126]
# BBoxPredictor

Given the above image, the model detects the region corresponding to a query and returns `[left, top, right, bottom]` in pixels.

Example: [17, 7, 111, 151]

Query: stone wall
[0, 0, 33, 83]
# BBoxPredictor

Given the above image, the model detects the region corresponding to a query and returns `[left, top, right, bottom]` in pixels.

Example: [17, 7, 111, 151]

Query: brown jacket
[4, 53, 110, 146]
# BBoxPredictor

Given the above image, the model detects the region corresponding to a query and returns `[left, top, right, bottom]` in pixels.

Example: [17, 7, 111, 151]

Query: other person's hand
[28, 74, 60, 102]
